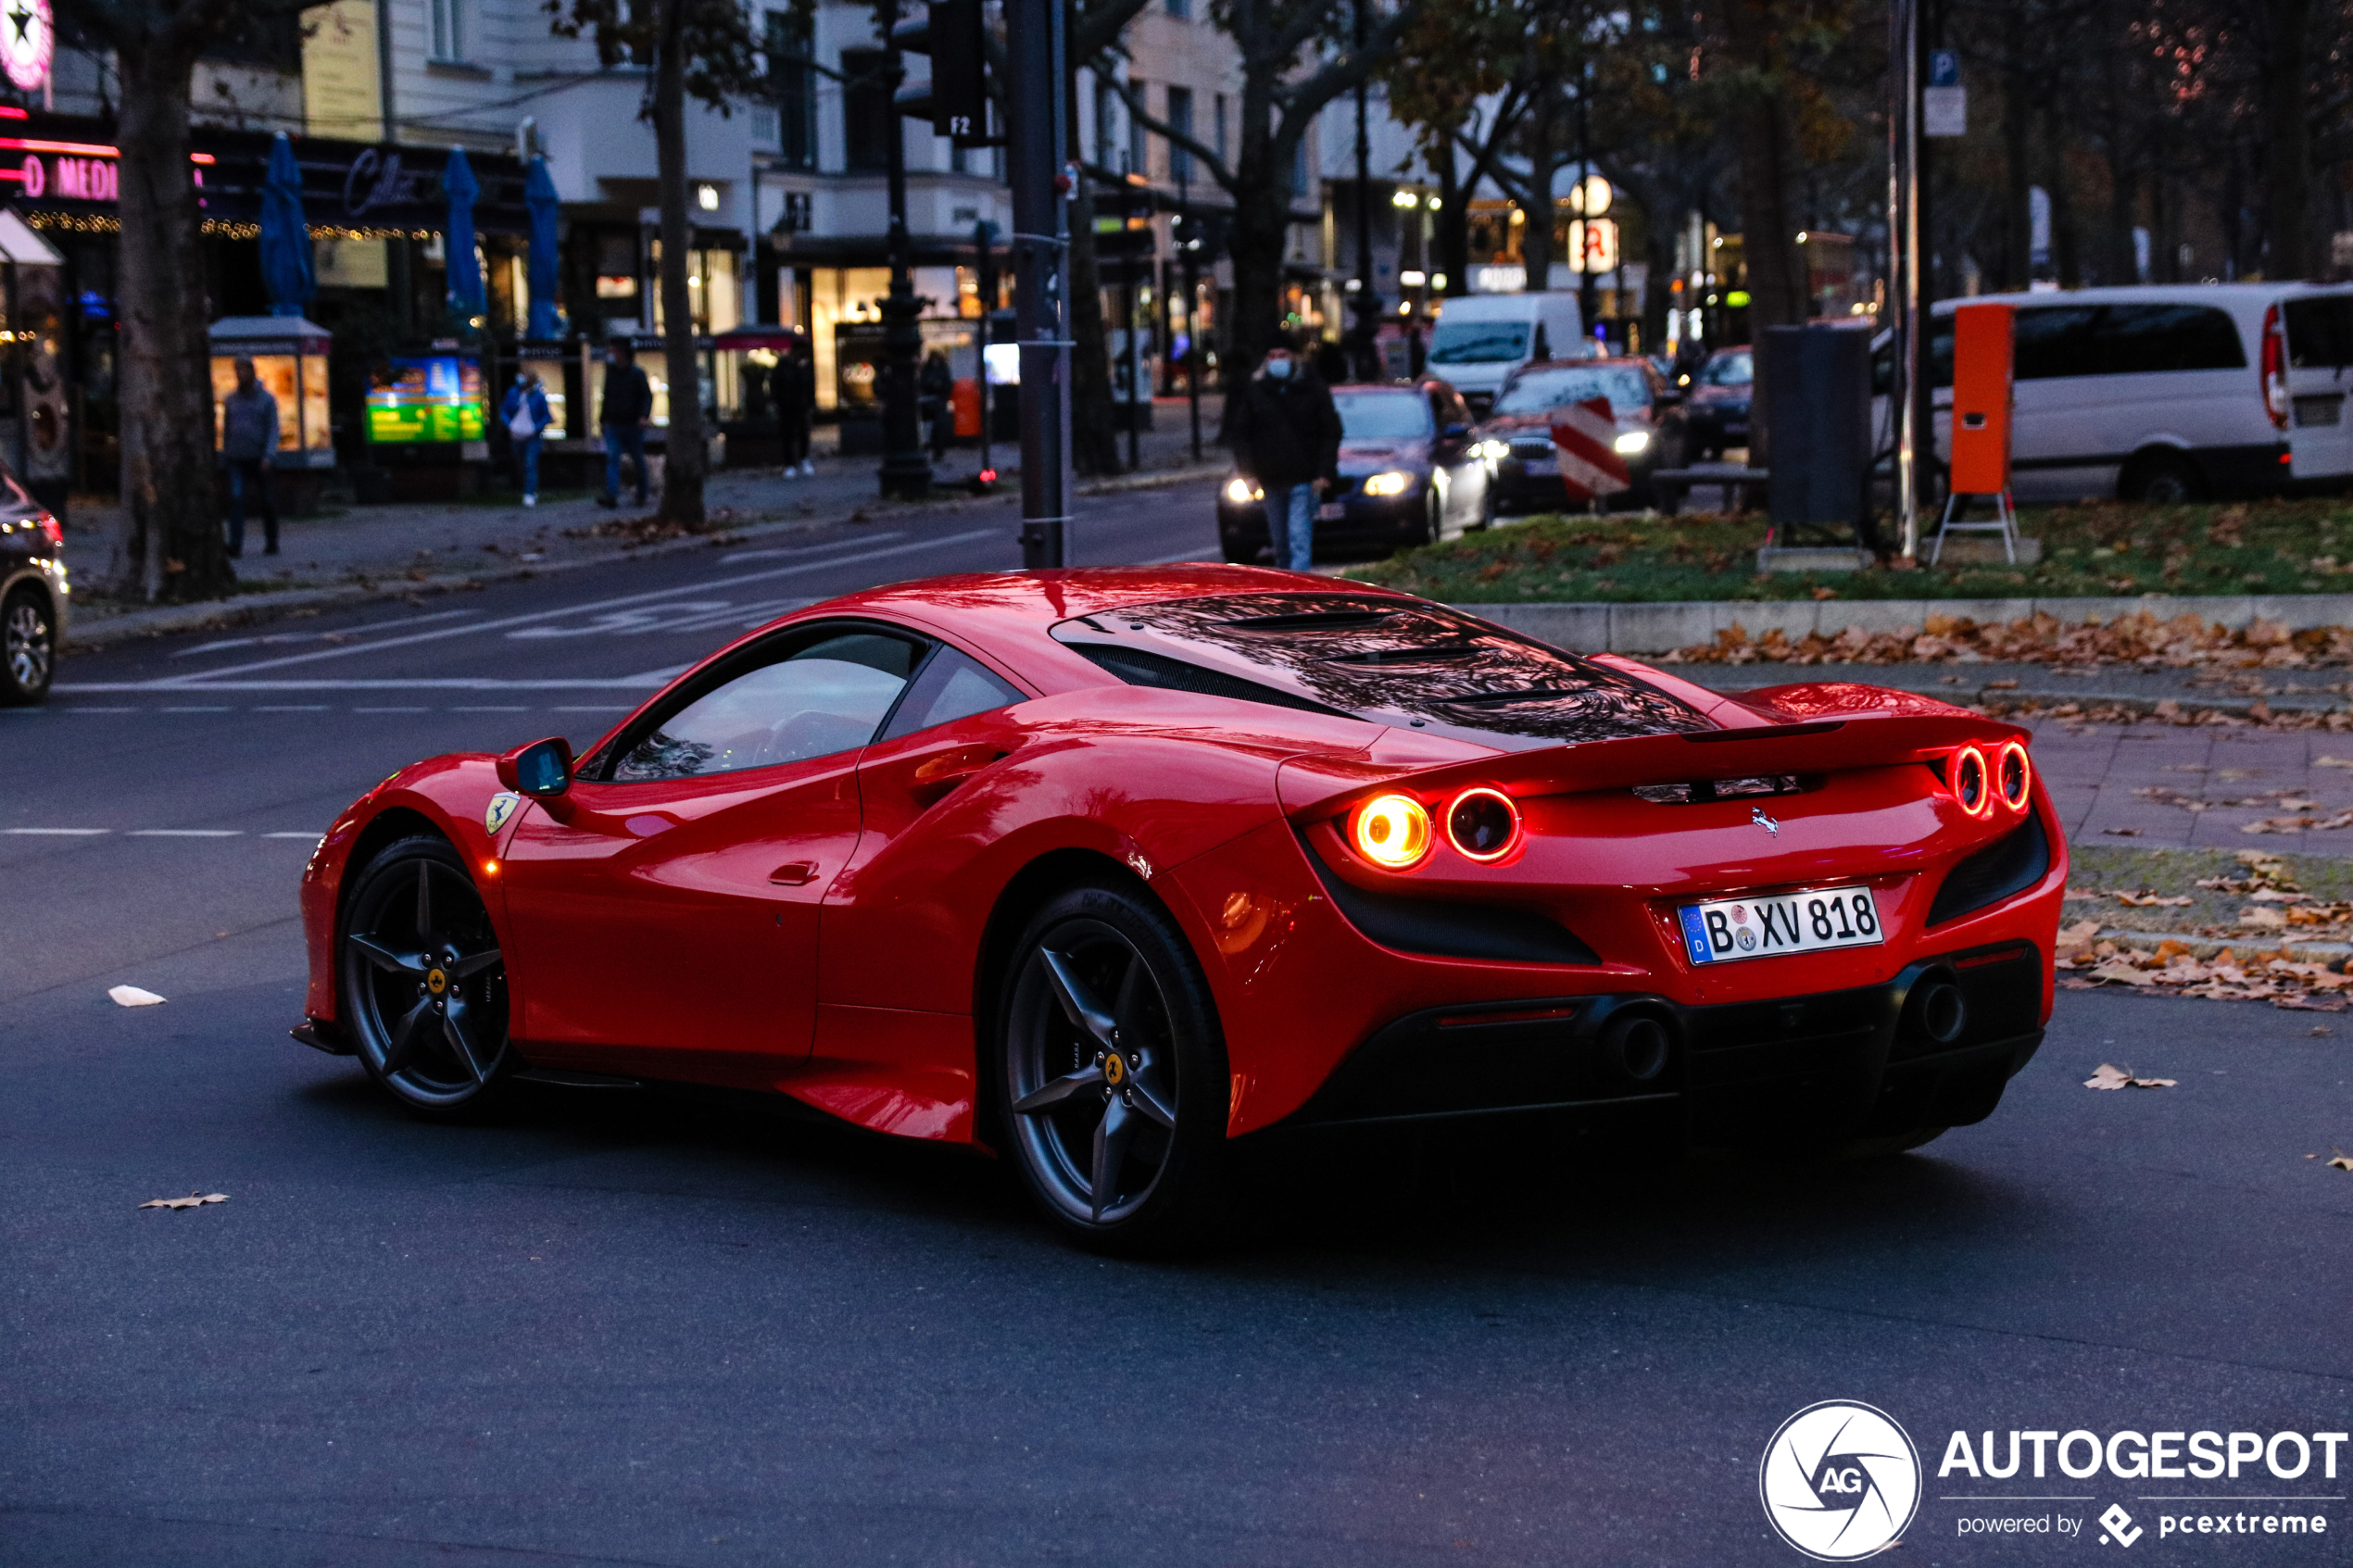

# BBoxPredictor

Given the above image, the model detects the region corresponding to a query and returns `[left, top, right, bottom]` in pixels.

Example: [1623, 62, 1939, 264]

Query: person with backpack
[501, 370, 553, 506]
[1229, 339, 1341, 571]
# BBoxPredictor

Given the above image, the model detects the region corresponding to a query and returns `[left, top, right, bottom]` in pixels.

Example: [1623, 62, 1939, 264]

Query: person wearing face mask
[1229, 337, 1340, 571]
[501, 370, 553, 507]
[597, 338, 654, 508]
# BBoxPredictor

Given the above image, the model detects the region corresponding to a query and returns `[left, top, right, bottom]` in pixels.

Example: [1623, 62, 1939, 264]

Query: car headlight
[1224, 477, 1264, 504]
[1473, 439, 1511, 459]
[1363, 470, 1414, 496]
[1614, 430, 1652, 455]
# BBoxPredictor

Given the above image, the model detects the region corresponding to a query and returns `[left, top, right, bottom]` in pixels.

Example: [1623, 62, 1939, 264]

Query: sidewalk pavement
[1696, 661, 2353, 857]
[64, 395, 1227, 647]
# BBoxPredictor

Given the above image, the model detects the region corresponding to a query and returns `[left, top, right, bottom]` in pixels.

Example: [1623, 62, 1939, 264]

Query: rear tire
[994, 881, 1230, 1255]
[2, 584, 55, 705]
[2120, 451, 2204, 504]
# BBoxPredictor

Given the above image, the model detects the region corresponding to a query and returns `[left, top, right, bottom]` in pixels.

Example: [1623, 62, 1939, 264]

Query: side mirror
[497, 736, 575, 797]
[1442, 422, 1470, 439]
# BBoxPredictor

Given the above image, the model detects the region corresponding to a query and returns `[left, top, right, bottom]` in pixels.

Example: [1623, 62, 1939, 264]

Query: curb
[1473, 593, 2353, 657]
[2083, 927, 2351, 965]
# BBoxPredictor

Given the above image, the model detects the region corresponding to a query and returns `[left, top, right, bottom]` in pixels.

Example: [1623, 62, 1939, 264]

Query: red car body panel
[300, 565, 2067, 1149]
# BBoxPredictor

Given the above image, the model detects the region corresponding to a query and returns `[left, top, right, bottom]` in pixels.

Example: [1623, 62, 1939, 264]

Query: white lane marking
[170, 608, 480, 659]
[65, 706, 139, 712]
[128, 829, 244, 838]
[555, 705, 633, 712]
[257, 704, 332, 712]
[58, 676, 680, 693]
[128, 529, 959, 684]
[263, 831, 322, 839]
[4, 827, 109, 835]
[160, 706, 233, 713]
[352, 706, 430, 712]
[451, 705, 530, 712]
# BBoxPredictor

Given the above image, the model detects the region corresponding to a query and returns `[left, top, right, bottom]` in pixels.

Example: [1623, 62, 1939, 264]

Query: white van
[1424, 293, 1588, 411]
[1883, 283, 2353, 502]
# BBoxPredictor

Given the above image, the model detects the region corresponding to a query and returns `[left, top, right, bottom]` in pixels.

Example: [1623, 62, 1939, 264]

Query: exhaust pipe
[1600, 1010, 1673, 1085]
[1910, 975, 1968, 1046]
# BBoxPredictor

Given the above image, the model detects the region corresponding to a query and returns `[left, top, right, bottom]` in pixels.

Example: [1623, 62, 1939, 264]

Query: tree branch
[1111, 75, 1237, 190]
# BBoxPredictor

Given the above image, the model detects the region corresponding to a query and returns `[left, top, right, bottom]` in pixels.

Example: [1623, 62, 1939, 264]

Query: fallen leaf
[2330, 1151, 2353, 1173]
[2060, 919, 2104, 940]
[1985, 678, 2020, 690]
[138, 1192, 227, 1210]
[107, 985, 166, 1008]
[2105, 827, 2145, 837]
[2086, 960, 2157, 985]
[2310, 1025, 2334, 1036]
[2085, 1063, 2177, 1090]
[2115, 892, 2195, 907]
[2239, 906, 2291, 927]
[2316, 756, 2353, 769]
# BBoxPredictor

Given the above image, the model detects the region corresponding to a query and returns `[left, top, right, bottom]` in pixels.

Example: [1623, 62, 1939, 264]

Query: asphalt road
[6, 478, 2350, 1566]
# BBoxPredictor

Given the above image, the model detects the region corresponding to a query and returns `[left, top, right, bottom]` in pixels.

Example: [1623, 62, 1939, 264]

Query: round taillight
[1952, 746, 1992, 817]
[1446, 787, 1521, 861]
[1351, 794, 1432, 869]
[1998, 740, 2032, 811]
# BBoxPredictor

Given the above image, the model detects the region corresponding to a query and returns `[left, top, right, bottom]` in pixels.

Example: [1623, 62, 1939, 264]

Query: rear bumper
[1275, 942, 2045, 1143]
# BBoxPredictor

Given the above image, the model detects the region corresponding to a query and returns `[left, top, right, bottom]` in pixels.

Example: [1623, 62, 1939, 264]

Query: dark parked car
[1, 462, 64, 705]
[1683, 345, 1754, 459]
[1471, 358, 1689, 513]
[1218, 379, 1492, 562]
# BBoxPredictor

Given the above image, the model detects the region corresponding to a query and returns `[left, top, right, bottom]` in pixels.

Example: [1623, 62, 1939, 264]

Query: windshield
[1427, 320, 1530, 366]
[1493, 366, 1650, 416]
[1334, 392, 1435, 441]
[1697, 349, 1754, 387]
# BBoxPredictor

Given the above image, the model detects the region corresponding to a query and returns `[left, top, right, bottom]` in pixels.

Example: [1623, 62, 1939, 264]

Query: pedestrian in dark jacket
[777, 340, 815, 477]
[918, 350, 955, 461]
[501, 370, 553, 506]
[598, 340, 654, 508]
[219, 357, 280, 557]
[1229, 343, 1341, 571]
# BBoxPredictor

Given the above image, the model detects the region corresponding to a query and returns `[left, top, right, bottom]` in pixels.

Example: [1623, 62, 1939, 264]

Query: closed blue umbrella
[524, 156, 562, 341]
[258, 132, 313, 317]
[443, 147, 484, 318]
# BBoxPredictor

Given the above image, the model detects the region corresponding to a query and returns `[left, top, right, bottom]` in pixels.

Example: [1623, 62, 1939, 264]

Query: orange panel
[1948, 303, 2014, 495]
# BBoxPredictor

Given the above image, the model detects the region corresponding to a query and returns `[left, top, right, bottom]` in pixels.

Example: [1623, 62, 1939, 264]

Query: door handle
[768, 860, 818, 886]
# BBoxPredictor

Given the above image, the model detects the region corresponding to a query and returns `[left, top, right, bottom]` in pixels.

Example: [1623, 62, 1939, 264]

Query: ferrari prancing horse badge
[484, 793, 521, 835]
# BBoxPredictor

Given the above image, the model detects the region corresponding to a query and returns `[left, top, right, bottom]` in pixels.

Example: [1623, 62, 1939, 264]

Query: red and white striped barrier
[1550, 396, 1629, 503]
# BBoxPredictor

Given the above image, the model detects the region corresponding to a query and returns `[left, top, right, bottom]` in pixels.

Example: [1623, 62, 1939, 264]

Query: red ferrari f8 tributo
[296, 566, 2065, 1249]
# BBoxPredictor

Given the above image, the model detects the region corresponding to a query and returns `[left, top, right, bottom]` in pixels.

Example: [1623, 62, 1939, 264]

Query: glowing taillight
[1997, 740, 2032, 812]
[1351, 793, 1432, 868]
[1951, 746, 1993, 817]
[2262, 304, 2289, 431]
[36, 514, 61, 548]
[1445, 787, 1521, 861]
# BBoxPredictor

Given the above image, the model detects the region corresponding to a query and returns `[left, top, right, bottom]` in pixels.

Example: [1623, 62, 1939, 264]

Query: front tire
[338, 834, 513, 1117]
[996, 882, 1230, 1254]
[2, 584, 55, 705]
[2120, 451, 2204, 504]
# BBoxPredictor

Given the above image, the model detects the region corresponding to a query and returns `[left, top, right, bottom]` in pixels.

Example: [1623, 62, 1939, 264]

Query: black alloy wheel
[2, 585, 54, 705]
[339, 835, 511, 1114]
[998, 883, 1229, 1253]
[2121, 452, 2203, 505]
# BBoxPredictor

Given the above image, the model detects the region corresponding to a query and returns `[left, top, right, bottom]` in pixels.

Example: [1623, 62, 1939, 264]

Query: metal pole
[878, 6, 933, 499]
[1007, 0, 1071, 567]
[1126, 259, 1141, 470]
[1179, 163, 1201, 460]
[1577, 61, 1596, 342]
[1893, 0, 1921, 558]
[1349, 0, 1380, 376]
[975, 219, 996, 483]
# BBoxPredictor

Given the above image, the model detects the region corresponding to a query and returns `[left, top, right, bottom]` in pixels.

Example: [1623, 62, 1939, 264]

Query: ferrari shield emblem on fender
[484, 793, 521, 835]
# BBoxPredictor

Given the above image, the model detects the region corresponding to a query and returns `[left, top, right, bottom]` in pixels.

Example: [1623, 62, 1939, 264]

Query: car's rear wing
[1277, 711, 2029, 819]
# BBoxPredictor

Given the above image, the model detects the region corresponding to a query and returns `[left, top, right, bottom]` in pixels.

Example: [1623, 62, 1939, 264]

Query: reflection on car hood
[1051, 590, 1719, 751]
[1476, 410, 1638, 437]
[1337, 442, 1428, 477]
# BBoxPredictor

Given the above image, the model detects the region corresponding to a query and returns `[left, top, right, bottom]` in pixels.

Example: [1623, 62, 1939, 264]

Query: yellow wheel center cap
[1102, 1055, 1126, 1086]
[426, 968, 448, 997]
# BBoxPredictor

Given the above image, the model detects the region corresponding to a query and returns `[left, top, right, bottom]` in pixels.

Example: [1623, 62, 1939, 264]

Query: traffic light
[891, 0, 989, 144]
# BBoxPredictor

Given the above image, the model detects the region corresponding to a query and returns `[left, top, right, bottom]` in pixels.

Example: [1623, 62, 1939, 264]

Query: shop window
[843, 49, 891, 172]
[1128, 82, 1148, 176]
[1166, 86, 1192, 182]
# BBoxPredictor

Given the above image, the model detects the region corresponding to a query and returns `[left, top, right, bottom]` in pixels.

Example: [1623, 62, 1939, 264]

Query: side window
[610, 628, 925, 783]
[2011, 306, 2101, 381]
[2284, 296, 2353, 370]
[2098, 305, 2246, 374]
[877, 647, 1026, 743]
[1926, 319, 1955, 390]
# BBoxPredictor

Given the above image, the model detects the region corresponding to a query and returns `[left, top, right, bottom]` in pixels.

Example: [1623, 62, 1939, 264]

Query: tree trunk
[1432, 146, 1468, 295]
[1518, 85, 1558, 295]
[654, 0, 706, 525]
[2259, 0, 2311, 279]
[114, 42, 230, 601]
[2000, 21, 2033, 288]
[1721, 0, 1800, 464]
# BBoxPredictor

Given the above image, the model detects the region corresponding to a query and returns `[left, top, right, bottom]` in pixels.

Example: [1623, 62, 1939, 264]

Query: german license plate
[1677, 887, 1884, 965]
[1316, 501, 1347, 521]
[1517, 456, 1555, 474]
